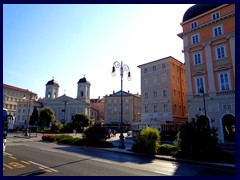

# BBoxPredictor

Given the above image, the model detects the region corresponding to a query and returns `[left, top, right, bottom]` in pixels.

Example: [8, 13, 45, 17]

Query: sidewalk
[7, 132, 235, 170]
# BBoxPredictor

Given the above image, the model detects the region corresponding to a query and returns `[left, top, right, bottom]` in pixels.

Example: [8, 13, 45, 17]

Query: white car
[127, 130, 132, 136]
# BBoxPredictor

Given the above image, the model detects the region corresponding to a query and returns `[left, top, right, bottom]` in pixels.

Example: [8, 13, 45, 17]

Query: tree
[73, 113, 89, 132]
[29, 107, 39, 126]
[83, 123, 109, 142]
[174, 115, 218, 158]
[39, 107, 55, 129]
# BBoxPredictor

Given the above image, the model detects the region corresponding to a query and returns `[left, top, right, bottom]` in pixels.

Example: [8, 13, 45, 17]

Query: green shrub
[158, 144, 178, 156]
[173, 116, 218, 157]
[57, 137, 76, 145]
[132, 126, 160, 155]
[83, 123, 109, 142]
[60, 123, 75, 133]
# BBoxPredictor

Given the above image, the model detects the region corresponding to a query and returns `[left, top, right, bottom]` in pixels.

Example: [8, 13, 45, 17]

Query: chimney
[113, 90, 115, 94]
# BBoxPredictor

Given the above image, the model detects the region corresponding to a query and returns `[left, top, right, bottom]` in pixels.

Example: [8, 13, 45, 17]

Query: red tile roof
[3, 83, 37, 95]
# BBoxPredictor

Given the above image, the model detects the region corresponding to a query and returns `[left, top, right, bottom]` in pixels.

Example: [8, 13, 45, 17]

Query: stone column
[229, 36, 235, 76]
[204, 42, 216, 92]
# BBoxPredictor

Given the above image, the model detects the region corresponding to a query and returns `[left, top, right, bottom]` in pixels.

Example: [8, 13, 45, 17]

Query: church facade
[43, 77, 91, 124]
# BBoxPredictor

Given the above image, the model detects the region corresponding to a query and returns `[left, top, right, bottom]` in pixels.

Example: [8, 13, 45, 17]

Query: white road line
[3, 152, 13, 156]
[28, 161, 59, 172]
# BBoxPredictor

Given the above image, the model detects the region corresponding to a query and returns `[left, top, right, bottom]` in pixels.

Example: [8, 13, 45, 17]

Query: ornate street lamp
[23, 94, 32, 137]
[111, 61, 131, 149]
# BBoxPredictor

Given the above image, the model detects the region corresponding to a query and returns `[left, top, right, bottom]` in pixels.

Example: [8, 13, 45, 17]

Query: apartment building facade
[136, 56, 188, 133]
[178, 4, 235, 143]
[3, 84, 38, 129]
[104, 90, 141, 131]
[90, 97, 105, 122]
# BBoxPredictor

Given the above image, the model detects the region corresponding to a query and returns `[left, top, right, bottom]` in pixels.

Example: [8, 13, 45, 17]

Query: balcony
[216, 90, 235, 96]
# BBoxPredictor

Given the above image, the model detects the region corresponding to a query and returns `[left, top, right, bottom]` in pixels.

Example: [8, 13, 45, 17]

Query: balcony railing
[216, 90, 235, 96]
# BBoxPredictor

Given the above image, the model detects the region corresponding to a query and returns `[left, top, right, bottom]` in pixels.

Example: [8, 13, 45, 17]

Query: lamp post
[62, 98, 68, 124]
[111, 61, 131, 149]
[200, 87, 207, 117]
[23, 94, 32, 137]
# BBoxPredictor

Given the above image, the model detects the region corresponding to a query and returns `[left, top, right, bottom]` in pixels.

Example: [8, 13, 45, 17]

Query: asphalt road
[3, 136, 235, 176]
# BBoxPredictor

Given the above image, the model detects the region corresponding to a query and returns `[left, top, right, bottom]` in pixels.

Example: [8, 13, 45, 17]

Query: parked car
[127, 130, 132, 136]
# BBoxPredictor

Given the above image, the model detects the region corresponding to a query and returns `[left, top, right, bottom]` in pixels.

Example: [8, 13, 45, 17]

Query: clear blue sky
[3, 4, 194, 99]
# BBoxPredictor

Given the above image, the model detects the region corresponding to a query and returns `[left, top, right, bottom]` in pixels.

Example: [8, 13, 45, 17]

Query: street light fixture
[111, 61, 131, 149]
[23, 94, 32, 137]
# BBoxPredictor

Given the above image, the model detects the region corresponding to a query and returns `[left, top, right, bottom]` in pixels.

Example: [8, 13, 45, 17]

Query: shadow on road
[53, 145, 155, 165]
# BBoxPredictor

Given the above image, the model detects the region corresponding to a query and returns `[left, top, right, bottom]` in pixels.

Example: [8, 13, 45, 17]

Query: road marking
[3, 164, 13, 169]
[21, 160, 30, 165]
[38, 166, 52, 172]
[3, 152, 13, 156]
[28, 161, 59, 172]
[9, 156, 17, 160]
[9, 162, 26, 168]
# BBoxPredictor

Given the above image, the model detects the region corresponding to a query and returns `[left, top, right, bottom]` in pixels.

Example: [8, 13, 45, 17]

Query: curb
[8, 133, 235, 170]
[96, 146, 235, 170]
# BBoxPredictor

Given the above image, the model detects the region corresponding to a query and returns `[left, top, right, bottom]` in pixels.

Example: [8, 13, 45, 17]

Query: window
[125, 98, 129, 103]
[108, 99, 111, 103]
[213, 25, 223, 37]
[144, 68, 148, 73]
[218, 72, 231, 91]
[162, 63, 166, 69]
[154, 105, 157, 113]
[153, 66, 156, 71]
[153, 78, 157, 85]
[174, 90, 176, 96]
[190, 21, 198, 29]
[163, 104, 168, 112]
[191, 34, 200, 44]
[174, 104, 177, 112]
[195, 77, 205, 94]
[163, 90, 167, 97]
[114, 106, 117, 112]
[145, 106, 148, 113]
[212, 12, 220, 20]
[223, 104, 232, 110]
[193, 52, 202, 65]
[215, 45, 226, 59]
[145, 92, 148, 99]
[179, 105, 182, 113]
[144, 79, 148, 86]
[153, 91, 157, 98]
[114, 99, 117, 103]
[162, 75, 167, 84]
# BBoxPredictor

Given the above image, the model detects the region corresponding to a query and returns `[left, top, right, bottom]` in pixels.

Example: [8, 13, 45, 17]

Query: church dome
[78, 77, 87, 83]
[46, 79, 59, 86]
[182, 4, 223, 22]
